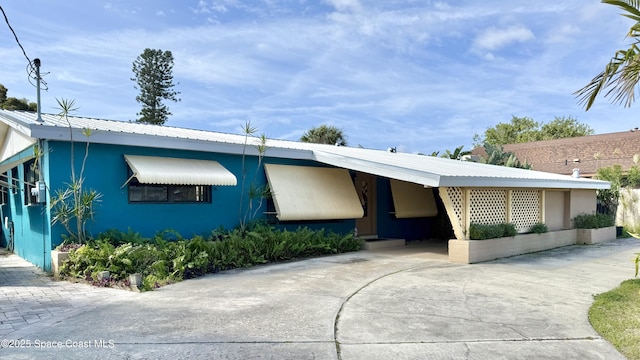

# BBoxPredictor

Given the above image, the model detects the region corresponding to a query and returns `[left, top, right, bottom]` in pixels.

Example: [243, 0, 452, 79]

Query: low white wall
[449, 229, 589, 264]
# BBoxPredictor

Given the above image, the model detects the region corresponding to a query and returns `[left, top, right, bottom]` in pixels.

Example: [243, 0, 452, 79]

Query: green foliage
[469, 223, 517, 240]
[628, 232, 640, 277]
[238, 122, 270, 232]
[439, 145, 471, 160]
[589, 279, 640, 359]
[474, 115, 593, 147]
[529, 223, 548, 234]
[49, 99, 103, 244]
[131, 48, 180, 125]
[573, 213, 615, 229]
[575, 0, 640, 111]
[58, 225, 363, 291]
[480, 143, 532, 169]
[0, 83, 36, 111]
[300, 124, 347, 146]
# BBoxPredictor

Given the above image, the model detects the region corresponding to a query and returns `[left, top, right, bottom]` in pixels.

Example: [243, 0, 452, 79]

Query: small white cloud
[473, 25, 535, 51]
[324, 0, 362, 13]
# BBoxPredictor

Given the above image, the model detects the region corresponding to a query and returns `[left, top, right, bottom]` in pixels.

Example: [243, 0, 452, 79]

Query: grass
[589, 279, 640, 359]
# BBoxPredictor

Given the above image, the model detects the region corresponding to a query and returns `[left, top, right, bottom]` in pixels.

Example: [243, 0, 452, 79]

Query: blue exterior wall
[47, 141, 266, 245]
[4, 138, 434, 270]
[46, 141, 358, 248]
[0, 145, 51, 270]
[375, 177, 435, 241]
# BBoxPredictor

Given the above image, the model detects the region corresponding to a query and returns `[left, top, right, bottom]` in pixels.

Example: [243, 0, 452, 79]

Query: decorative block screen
[443, 187, 465, 231]
[469, 189, 507, 225]
[441, 187, 543, 239]
[510, 190, 541, 232]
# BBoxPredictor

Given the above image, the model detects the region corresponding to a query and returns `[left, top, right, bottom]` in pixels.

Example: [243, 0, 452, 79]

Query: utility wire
[0, 5, 47, 89]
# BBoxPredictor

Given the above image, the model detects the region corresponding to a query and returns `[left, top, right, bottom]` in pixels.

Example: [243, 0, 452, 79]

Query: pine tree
[131, 48, 180, 125]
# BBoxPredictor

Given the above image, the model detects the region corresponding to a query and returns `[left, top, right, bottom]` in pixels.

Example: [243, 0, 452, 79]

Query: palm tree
[575, 0, 640, 110]
[300, 125, 347, 146]
[440, 145, 471, 160]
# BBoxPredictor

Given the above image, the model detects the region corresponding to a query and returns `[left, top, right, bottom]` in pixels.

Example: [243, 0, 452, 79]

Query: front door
[355, 172, 377, 238]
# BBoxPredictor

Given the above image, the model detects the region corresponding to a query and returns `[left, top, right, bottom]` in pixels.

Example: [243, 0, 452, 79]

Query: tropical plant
[575, 0, 640, 110]
[131, 48, 180, 125]
[238, 121, 270, 232]
[479, 143, 532, 169]
[300, 125, 347, 146]
[440, 145, 471, 160]
[49, 99, 103, 244]
[59, 225, 362, 291]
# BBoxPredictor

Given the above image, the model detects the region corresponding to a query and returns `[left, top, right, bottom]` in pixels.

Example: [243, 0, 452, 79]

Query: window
[23, 160, 38, 205]
[128, 178, 211, 203]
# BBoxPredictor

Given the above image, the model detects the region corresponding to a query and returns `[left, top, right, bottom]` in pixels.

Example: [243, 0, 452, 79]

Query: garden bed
[449, 229, 578, 263]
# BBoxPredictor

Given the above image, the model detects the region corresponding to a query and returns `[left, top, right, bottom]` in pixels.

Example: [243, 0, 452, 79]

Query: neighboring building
[0, 110, 609, 270]
[498, 129, 640, 178]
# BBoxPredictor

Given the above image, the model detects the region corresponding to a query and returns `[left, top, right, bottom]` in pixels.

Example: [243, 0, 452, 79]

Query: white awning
[264, 164, 364, 221]
[390, 179, 438, 218]
[124, 155, 237, 186]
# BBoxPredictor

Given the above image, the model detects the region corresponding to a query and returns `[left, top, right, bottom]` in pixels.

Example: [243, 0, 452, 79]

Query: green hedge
[59, 223, 363, 291]
[469, 223, 517, 240]
[573, 213, 615, 229]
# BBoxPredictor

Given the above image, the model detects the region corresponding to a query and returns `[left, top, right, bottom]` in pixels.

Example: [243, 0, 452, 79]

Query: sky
[0, 0, 636, 154]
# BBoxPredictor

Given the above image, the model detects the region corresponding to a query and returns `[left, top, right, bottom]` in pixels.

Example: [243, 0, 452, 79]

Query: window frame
[23, 160, 38, 206]
[127, 177, 212, 204]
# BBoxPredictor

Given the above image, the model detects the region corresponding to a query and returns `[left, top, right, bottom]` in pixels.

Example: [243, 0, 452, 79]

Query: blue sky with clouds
[0, 1, 635, 154]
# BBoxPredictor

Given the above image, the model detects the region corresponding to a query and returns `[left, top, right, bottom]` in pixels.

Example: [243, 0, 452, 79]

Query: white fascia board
[31, 125, 315, 161]
[438, 176, 611, 190]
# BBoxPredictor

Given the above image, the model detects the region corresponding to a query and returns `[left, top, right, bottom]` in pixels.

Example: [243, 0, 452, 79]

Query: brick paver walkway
[0, 248, 133, 337]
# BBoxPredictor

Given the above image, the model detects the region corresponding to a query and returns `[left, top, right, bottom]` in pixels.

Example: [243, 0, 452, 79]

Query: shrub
[469, 223, 516, 240]
[58, 225, 362, 291]
[529, 223, 548, 234]
[573, 213, 615, 229]
[500, 223, 517, 237]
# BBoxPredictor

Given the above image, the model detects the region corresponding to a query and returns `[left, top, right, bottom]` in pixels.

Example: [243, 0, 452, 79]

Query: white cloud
[324, 0, 362, 13]
[473, 25, 535, 51]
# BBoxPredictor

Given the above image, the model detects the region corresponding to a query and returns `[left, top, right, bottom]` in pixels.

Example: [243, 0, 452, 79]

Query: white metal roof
[0, 110, 610, 190]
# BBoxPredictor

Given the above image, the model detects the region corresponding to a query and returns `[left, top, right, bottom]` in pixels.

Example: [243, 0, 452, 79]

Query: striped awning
[264, 164, 364, 221]
[124, 155, 237, 186]
[390, 179, 438, 218]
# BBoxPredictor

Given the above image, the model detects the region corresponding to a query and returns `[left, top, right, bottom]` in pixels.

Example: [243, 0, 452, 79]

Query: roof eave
[438, 176, 611, 189]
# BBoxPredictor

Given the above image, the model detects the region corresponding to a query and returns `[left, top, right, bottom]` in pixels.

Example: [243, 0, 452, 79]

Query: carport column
[464, 188, 471, 238]
[540, 190, 546, 224]
[438, 187, 467, 240]
[506, 190, 513, 224]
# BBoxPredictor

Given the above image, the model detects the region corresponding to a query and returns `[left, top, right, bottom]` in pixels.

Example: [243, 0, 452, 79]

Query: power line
[0, 5, 47, 89]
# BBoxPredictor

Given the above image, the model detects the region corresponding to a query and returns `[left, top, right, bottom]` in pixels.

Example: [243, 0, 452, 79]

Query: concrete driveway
[1, 238, 639, 359]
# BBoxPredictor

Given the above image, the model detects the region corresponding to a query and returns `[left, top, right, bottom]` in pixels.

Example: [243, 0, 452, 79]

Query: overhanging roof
[124, 155, 237, 186]
[0, 109, 611, 190]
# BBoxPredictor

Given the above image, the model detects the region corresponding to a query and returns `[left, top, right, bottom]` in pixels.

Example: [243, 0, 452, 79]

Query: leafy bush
[469, 223, 517, 240]
[529, 223, 548, 234]
[58, 224, 363, 291]
[573, 213, 615, 229]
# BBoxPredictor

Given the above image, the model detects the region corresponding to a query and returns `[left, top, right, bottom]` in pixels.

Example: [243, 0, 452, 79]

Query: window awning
[264, 164, 364, 221]
[124, 155, 237, 186]
[390, 179, 438, 218]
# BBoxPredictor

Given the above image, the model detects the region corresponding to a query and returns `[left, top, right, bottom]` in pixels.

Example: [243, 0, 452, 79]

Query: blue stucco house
[0, 110, 609, 270]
